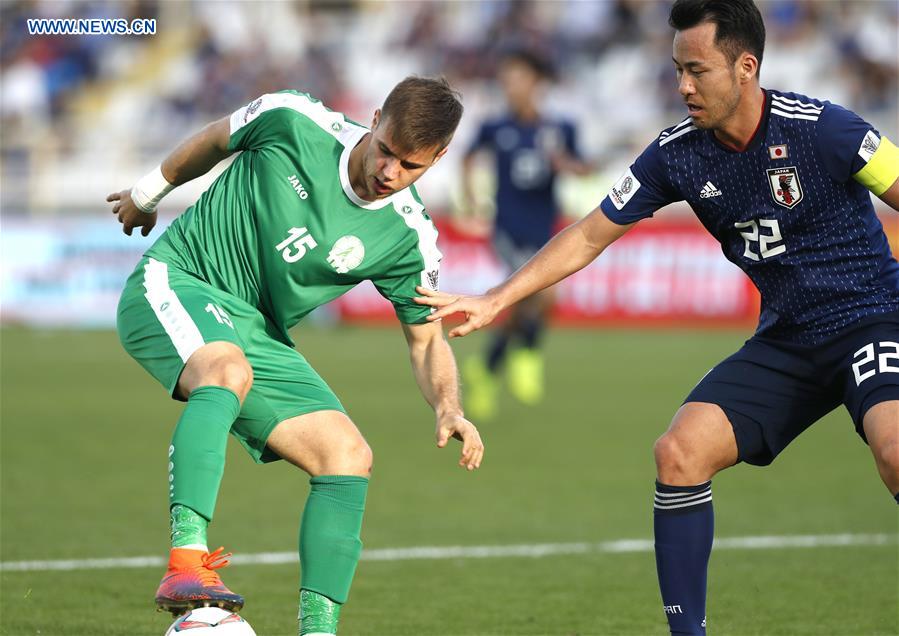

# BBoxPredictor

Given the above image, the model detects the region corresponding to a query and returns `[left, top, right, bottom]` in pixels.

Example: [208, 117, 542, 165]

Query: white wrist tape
[131, 165, 174, 213]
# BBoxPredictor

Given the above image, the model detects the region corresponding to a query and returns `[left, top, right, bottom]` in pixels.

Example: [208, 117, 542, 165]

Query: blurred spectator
[1, 0, 895, 216]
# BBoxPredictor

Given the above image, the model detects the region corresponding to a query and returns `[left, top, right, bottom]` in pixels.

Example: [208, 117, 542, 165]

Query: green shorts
[117, 257, 345, 463]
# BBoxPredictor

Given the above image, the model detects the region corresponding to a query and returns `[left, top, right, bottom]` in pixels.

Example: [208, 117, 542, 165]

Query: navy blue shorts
[686, 311, 899, 466]
[492, 230, 545, 272]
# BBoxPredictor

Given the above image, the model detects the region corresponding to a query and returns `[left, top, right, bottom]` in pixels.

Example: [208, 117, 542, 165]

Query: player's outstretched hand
[436, 413, 484, 471]
[107, 189, 157, 237]
[414, 287, 501, 338]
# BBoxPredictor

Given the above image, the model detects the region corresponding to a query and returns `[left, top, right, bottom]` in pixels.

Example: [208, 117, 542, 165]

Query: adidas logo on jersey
[699, 181, 722, 198]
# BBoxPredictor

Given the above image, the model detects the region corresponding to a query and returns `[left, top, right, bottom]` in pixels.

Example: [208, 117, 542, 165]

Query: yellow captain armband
[853, 134, 899, 196]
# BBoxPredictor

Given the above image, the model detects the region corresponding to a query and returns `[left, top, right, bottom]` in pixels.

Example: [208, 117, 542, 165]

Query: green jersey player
[108, 77, 483, 635]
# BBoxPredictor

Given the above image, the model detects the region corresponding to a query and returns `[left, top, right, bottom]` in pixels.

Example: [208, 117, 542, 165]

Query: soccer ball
[165, 607, 256, 635]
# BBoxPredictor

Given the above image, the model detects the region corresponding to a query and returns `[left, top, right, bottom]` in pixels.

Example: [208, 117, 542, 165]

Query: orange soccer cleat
[154, 546, 244, 616]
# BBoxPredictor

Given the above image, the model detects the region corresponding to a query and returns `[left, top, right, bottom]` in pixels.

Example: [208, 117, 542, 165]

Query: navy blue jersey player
[607, 91, 898, 346]
[460, 49, 592, 420]
[418, 1, 899, 633]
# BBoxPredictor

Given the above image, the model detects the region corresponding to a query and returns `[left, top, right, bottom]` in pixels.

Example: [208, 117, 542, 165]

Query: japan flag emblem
[766, 167, 803, 209]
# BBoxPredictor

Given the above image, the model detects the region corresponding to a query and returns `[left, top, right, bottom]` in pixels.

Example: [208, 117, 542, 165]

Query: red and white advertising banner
[334, 217, 763, 327]
[3, 214, 895, 328]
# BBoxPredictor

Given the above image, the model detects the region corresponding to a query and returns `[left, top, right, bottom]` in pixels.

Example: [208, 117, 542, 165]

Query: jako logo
[288, 175, 309, 200]
[663, 605, 683, 615]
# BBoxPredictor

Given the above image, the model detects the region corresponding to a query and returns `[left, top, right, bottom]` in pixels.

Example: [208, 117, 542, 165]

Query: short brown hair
[380, 76, 463, 154]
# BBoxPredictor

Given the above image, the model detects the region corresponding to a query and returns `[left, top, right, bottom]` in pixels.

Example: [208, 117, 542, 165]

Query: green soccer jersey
[145, 91, 442, 344]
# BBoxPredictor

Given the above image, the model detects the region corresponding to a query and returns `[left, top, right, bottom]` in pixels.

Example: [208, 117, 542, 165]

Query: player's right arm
[460, 152, 479, 216]
[107, 116, 232, 236]
[416, 137, 680, 337]
[160, 117, 233, 184]
[459, 122, 493, 220]
[417, 210, 633, 337]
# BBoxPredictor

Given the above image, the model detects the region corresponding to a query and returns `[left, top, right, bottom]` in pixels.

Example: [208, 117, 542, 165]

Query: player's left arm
[551, 153, 595, 176]
[551, 121, 595, 176]
[816, 103, 899, 212]
[401, 320, 484, 471]
[854, 136, 899, 212]
[876, 178, 899, 212]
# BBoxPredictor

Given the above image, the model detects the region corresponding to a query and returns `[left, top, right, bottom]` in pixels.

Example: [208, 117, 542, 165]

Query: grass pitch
[1, 326, 896, 635]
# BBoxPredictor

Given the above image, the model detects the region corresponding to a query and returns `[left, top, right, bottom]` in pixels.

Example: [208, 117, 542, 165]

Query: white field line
[1, 533, 894, 573]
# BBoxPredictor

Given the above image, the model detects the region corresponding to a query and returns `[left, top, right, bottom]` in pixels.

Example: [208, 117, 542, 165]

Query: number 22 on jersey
[276, 227, 318, 263]
[734, 218, 786, 261]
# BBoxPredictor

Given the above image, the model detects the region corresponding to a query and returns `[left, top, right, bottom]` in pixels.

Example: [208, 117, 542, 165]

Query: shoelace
[195, 547, 233, 586]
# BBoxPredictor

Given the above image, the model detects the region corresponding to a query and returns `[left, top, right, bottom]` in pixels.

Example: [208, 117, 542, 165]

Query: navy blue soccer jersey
[469, 115, 581, 248]
[600, 89, 899, 344]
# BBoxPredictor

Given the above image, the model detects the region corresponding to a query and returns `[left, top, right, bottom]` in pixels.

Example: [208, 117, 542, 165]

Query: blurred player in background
[417, 0, 899, 633]
[108, 77, 483, 635]
[460, 49, 593, 420]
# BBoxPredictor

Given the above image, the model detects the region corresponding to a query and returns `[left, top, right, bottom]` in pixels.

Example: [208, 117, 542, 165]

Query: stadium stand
[1, 0, 896, 216]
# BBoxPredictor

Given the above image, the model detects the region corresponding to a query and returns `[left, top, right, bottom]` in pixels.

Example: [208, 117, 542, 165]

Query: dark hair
[669, 0, 766, 72]
[380, 76, 463, 153]
[500, 48, 556, 81]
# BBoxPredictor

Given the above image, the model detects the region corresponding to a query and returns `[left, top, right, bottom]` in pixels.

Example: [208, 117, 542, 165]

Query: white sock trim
[175, 543, 208, 552]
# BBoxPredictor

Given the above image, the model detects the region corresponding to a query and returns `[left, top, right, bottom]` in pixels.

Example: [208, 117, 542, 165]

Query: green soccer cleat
[463, 356, 499, 421]
[507, 348, 544, 405]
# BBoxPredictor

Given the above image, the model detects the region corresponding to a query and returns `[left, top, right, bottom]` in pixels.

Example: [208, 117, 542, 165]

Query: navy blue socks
[486, 333, 510, 372]
[654, 480, 714, 635]
[520, 315, 543, 349]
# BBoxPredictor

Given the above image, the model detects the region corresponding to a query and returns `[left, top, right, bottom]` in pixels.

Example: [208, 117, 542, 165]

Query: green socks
[168, 389, 367, 635]
[299, 589, 342, 636]
[170, 504, 208, 549]
[298, 475, 369, 634]
[169, 385, 241, 522]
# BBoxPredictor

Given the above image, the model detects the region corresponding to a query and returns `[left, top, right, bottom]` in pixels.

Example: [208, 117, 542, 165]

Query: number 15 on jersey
[276, 227, 318, 263]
